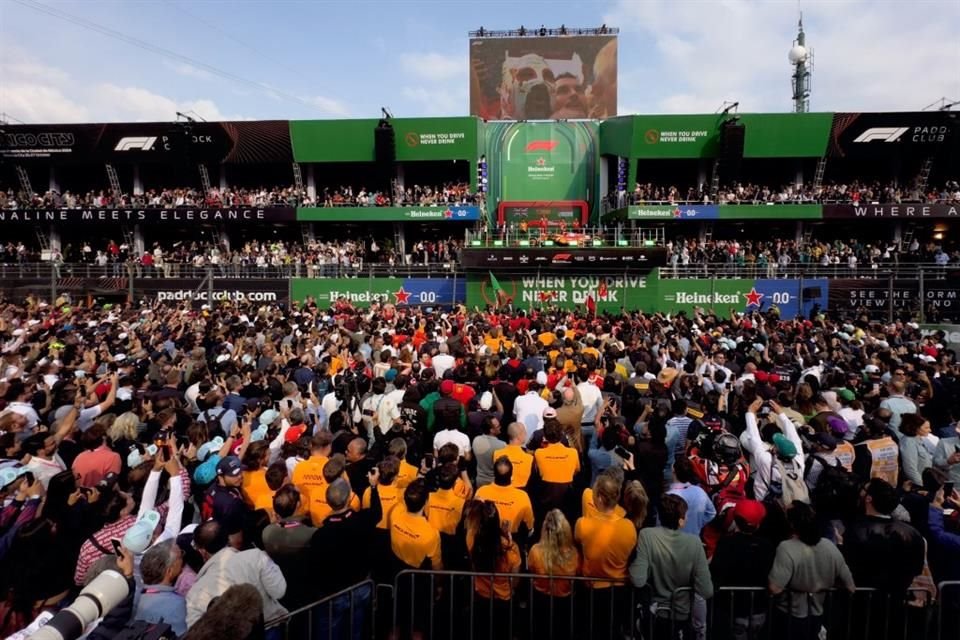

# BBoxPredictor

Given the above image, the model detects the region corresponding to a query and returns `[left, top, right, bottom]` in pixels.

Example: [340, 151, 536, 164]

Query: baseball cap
[0, 466, 28, 489]
[127, 444, 158, 469]
[384, 369, 397, 383]
[479, 391, 493, 411]
[733, 499, 766, 530]
[863, 364, 880, 375]
[837, 388, 856, 402]
[813, 432, 838, 450]
[122, 510, 161, 554]
[249, 424, 268, 442]
[440, 380, 455, 396]
[542, 407, 558, 419]
[258, 409, 280, 427]
[772, 433, 798, 459]
[197, 437, 224, 463]
[216, 455, 242, 477]
[827, 415, 850, 437]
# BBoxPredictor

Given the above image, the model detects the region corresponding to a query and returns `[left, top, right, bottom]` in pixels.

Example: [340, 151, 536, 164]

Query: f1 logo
[853, 127, 908, 143]
[114, 136, 158, 151]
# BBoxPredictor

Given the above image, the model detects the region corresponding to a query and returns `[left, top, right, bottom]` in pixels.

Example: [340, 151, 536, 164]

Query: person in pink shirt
[71, 422, 122, 488]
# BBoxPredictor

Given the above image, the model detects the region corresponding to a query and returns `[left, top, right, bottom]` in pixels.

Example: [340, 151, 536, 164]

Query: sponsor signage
[290, 278, 464, 308]
[295, 206, 480, 222]
[0, 207, 296, 224]
[627, 204, 719, 220]
[920, 324, 960, 351]
[136, 279, 289, 305]
[828, 280, 960, 315]
[461, 247, 666, 269]
[1, 121, 292, 164]
[468, 274, 653, 312]
[823, 204, 960, 219]
[622, 204, 819, 220]
[828, 111, 958, 158]
[658, 278, 828, 319]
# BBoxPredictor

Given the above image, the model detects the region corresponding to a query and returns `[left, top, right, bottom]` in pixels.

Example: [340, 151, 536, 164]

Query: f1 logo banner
[114, 136, 158, 151]
[852, 127, 908, 143]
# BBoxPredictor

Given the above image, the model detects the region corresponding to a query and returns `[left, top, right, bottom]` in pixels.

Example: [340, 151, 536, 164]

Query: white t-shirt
[434, 429, 470, 457]
[432, 354, 456, 379]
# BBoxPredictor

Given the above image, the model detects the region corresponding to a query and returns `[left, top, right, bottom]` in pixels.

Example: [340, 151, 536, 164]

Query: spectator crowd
[0, 294, 959, 639]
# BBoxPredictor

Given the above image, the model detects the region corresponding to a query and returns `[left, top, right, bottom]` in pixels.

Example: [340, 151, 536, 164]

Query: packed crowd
[609, 180, 960, 206]
[0, 182, 480, 210]
[1, 295, 958, 639]
[665, 237, 960, 273]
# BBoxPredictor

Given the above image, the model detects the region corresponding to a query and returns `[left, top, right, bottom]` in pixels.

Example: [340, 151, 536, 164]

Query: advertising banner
[470, 34, 617, 120]
[627, 114, 724, 159]
[1, 121, 292, 164]
[485, 121, 598, 208]
[822, 203, 960, 219]
[656, 278, 828, 319]
[461, 247, 666, 269]
[290, 278, 465, 308]
[827, 279, 960, 316]
[919, 324, 960, 351]
[296, 206, 480, 223]
[0, 207, 296, 224]
[827, 111, 959, 158]
[627, 204, 719, 220]
[467, 273, 654, 313]
[737, 113, 833, 158]
[134, 279, 289, 305]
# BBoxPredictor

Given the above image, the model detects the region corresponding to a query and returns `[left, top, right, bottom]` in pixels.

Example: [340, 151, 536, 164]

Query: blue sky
[1, 0, 958, 123]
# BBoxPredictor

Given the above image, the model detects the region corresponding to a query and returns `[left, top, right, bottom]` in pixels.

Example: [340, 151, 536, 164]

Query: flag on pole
[586, 295, 596, 316]
[489, 271, 504, 295]
[598, 280, 608, 299]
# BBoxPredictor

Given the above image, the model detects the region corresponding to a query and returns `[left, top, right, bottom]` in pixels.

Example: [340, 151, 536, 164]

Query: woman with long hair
[623, 480, 650, 531]
[528, 509, 580, 639]
[470, 501, 520, 638]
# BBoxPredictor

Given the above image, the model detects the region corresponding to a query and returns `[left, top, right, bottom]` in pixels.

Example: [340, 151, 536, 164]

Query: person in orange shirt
[309, 455, 360, 526]
[390, 478, 441, 638]
[436, 442, 474, 500]
[499, 423, 534, 489]
[390, 438, 419, 489]
[534, 422, 581, 484]
[574, 472, 637, 588]
[475, 457, 534, 539]
[528, 509, 581, 640]
[362, 455, 402, 529]
[240, 441, 271, 509]
[581, 467, 627, 520]
[252, 460, 291, 521]
[470, 501, 521, 638]
[425, 463, 466, 568]
[291, 430, 333, 509]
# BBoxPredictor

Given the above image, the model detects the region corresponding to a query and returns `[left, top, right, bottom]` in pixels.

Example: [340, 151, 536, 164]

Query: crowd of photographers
[0, 295, 959, 639]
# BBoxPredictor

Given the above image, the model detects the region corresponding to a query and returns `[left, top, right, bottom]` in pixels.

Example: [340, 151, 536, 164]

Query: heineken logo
[666, 287, 765, 307]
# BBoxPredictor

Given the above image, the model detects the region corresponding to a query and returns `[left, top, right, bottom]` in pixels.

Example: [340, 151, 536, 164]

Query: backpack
[768, 455, 810, 507]
[202, 408, 225, 439]
[807, 454, 861, 520]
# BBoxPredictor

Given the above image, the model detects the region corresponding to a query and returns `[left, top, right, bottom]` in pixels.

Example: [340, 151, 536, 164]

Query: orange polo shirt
[475, 483, 534, 534]
[311, 492, 360, 526]
[396, 460, 419, 489]
[474, 542, 521, 600]
[453, 477, 474, 501]
[390, 508, 442, 570]
[425, 488, 466, 535]
[534, 442, 580, 484]
[574, 511, 637, 588]
[363, 483, 401, 529]
[528, 544, 581, 597]
[241, 469, 271, 509]
[292, 454, 329, 503]
[581, 488, 626, 520]
[497, 445, 533, 488]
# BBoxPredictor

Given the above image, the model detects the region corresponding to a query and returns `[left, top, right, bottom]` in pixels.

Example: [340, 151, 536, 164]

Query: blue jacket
[134, 584, 187, 636]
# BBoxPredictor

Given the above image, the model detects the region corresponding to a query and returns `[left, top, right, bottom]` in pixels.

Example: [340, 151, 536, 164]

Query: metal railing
[465, 226, 656, 248]
[265, 579, 376, 640]
[660, 261, 957, 280]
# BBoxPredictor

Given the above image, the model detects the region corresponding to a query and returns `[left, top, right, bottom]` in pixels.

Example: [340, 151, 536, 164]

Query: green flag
[489, 271, 504, 294]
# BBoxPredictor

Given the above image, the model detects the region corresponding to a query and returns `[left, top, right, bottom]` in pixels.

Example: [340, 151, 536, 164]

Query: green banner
[626, 114, 725, 159]
[290, 117, 479, 163]
[296, 206, 481, 222]
[466, 272, 656, 313]
[485, 121, 598, 214]
[717, 204, 822, 220]
[738, 113, 833, 158]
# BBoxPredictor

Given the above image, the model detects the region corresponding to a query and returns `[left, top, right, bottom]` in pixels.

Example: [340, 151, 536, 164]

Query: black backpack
[807, 454, 861, 520]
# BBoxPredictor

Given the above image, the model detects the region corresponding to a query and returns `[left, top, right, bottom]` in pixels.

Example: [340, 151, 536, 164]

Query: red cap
[733, 500, 766, 529]
[440, 380, 455, 396]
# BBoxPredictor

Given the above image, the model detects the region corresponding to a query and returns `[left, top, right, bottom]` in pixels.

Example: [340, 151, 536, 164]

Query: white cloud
[399, 52, 465, 82]
[162, 60, 213, 81]
[304, 95, 351, 117]
[0, 82, 89, 123]
[606, 0, 960, 113]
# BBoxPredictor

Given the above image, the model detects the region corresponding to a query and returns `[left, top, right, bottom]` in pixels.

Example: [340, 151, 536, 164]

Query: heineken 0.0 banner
[655, 278, 828, 318]
[296, 206, 480, 222]
[290, 278, 465, 307]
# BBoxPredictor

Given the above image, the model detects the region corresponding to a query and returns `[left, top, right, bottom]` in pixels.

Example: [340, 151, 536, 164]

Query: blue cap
[216, 455, 242, 477]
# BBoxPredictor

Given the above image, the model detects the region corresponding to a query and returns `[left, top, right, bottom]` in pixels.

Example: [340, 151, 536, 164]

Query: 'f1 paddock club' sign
[461, 247, 667, 269]
[135, 278, 290, 305]
[0, 207, 297, 224]
[823, 204, 960, 219]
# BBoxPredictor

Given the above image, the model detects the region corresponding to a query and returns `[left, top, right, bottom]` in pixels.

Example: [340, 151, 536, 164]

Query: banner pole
[888, 275, 894, 324]
[919, 267, 925, 324]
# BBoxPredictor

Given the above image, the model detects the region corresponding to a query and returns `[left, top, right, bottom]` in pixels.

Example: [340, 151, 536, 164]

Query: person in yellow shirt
[309, 454, 360, 526]
[581, 467, 628, 520]
[528, 509, 581, 639]
[252, 460, 292, 521]
[390, 437, 419, 489]
[538, 330, 557, 348]
[475, 457, 534, 537]
[436, 442, 474, 500]
[291, 430, 333, 509]
[390, 478, 442, 570]
[425, 463, 466, 568]
[470, 501, 521, 638]
[574, 473, 637, 589]
[534, 422, 581, 484]
[362, 456, 402, 529]
[499, 423, 533, 489]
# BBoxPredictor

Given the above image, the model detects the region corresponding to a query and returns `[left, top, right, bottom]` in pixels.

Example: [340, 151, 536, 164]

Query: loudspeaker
[802, 286, 822, 299]
[718, 122, 745, 183]
[374, 122, 396, 165]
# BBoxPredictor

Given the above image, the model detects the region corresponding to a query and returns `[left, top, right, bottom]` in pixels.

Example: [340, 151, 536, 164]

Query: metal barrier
[264, 579, 376, 640]
[659, 262, 955, 280]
